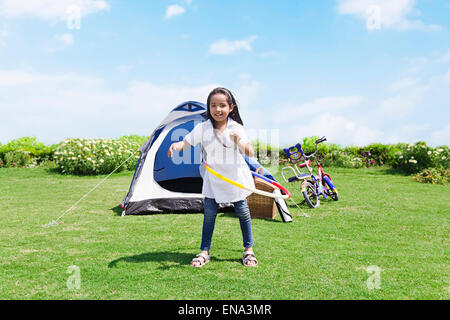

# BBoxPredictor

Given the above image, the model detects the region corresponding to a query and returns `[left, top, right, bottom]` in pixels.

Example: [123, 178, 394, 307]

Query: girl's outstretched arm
[168, 140, 191, 157]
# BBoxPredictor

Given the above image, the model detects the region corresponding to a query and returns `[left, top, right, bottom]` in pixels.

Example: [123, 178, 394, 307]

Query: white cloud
[0, 69, 264, 144]
[44, 33, 75, 52]
[209, 36, 257, 55]
[0, 24, 8, 46]
[379, 94, 417, 118]
[0, 69, 215, 143]
[274, 95, 364, 125]
[443, 69, 450, 85]
[0, 0, 110, 21]
[380, 73, 434, 119]
[258, 50, 281, 58]
[116, 64, 133, 72]
[165, 5, 185, 19]
[233, 80, 262, 110]
[265, 95, 385, 145]
[389, 77, 420, 91]
[281, 112, 384, 146]
[336, 0, 442, 31]
[430, 123, 450, 146]
[439, 49, 450, 63]
[55, 33, 74, 46]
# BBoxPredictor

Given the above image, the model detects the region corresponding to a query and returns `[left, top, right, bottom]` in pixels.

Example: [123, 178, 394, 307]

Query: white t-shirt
[184, 118, 255, 203]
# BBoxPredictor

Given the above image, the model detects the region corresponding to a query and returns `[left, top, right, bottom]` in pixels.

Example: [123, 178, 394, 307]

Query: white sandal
[242, 251, 258, 267]
[190, 253, 210, 268]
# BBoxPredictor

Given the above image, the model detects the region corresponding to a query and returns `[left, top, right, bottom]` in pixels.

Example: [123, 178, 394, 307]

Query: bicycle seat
[288, 173, 311, 182]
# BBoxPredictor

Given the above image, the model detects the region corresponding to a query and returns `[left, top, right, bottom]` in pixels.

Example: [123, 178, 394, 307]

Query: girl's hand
[229, 130, 241, 144]
[168, 141, 189, 157]
[230, 130, 254, 158]
[168, 142, 181, 158]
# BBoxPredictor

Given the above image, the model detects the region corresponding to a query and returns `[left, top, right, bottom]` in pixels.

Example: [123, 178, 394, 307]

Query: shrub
[412, 168, 450, 185]
[0, 137, 55, 164]
[116, 135, 149, 147]
[392, 142, 449, 174]
[39, 160, 57, 169]
[54, 138, 141, 175]
[4, 150, 32, 168]
[431, 146, 450, 169]
[322, 150, 365, 168]
[301, 136, 341, 156]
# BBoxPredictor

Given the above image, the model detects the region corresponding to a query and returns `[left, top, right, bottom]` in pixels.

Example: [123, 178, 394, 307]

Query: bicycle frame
[302, 145, 328, 199]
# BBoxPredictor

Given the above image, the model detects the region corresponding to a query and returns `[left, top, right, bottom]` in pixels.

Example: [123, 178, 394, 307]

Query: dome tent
[120, 101, 292, 222]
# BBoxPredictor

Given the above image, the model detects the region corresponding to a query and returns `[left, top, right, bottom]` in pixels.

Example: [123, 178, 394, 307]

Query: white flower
[437, 148, 443, 153]
[399, 155, 403, 159]
[427, 151, 432, 155]
[99, 159, 104, 163]
[408, 159, 417, 164]
[87, 157, 92, 161]
[442, 156, 446, 160]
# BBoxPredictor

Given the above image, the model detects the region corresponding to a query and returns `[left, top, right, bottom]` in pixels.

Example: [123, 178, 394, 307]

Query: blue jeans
[200, 197, 254, 251]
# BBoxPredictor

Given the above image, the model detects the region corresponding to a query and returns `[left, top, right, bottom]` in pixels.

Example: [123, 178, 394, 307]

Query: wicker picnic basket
[247, 168, 278, 219]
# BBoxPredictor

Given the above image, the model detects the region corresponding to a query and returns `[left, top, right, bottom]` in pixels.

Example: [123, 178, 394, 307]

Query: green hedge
[274, 139, 448, 173]
[1, 136, 448, 182]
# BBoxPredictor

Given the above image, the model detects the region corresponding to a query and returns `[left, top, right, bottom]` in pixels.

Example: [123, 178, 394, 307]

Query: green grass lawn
[0, 166, 448, 299]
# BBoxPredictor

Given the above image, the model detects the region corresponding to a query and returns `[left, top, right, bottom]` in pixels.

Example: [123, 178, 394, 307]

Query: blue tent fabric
[244, 155, 277, 182]
[154, 120, 203, 182]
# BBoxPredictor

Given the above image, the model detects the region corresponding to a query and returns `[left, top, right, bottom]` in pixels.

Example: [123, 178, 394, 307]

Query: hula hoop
[204, 162, 290, 199]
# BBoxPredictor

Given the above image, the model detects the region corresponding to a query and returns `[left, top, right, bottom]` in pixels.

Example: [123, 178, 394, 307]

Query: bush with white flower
[54, 138, 142, 175]
[392, 142, 449, 174]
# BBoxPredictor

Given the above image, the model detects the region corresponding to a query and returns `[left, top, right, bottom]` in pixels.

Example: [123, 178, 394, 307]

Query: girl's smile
[210, 93, 233, 125]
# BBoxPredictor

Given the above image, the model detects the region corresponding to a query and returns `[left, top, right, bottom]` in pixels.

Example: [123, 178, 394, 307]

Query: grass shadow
[44, 167, 61, 175]
[218, 212, 237, 218]
[218, 212, 282, 223]
[110, 205, 123, 216]
[108, 251, 238, 270]
[382, 167, 413, 176]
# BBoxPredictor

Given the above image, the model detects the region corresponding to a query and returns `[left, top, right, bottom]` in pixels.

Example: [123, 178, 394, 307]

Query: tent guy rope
[42, 149, 140, 228]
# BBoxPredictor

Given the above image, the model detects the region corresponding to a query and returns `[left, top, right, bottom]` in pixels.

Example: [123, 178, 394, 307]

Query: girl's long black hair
[206, 87, 244, 128]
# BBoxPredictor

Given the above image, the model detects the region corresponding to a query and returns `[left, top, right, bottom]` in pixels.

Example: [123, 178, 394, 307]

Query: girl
[168, 87, 258, 268]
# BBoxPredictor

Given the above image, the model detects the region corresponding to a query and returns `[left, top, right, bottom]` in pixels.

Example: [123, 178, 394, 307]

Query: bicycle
[281, 136, 338, 208]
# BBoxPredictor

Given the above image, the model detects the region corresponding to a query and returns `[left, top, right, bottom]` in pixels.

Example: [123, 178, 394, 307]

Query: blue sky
[0, 0, 449, 147]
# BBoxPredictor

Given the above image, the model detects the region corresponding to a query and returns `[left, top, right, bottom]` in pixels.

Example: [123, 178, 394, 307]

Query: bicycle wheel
[323, 175, 338, 201]
[302, 181, 320, 208]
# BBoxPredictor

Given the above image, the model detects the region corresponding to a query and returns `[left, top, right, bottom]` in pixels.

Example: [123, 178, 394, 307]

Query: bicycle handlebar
[305, 136, 327, 159]
[315, 136, 327, 144]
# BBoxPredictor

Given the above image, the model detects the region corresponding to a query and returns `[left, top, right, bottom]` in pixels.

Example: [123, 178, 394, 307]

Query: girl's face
[209, 93, 234, 124]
